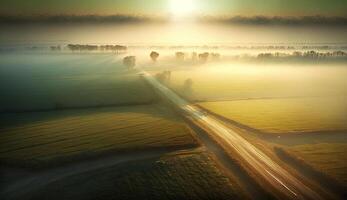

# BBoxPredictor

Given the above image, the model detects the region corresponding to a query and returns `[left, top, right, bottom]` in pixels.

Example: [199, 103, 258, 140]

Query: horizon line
[1, 14, 347, 26]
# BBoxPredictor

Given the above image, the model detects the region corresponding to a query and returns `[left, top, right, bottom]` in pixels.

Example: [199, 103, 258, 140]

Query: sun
[169, 0, 197, 17]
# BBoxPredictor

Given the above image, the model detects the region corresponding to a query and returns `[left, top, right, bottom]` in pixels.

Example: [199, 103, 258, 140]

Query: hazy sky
[1, 0, 347, 16]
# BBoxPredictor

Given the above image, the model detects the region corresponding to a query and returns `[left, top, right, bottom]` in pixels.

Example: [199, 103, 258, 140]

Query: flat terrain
[163, 64, 347, 101]
[16, 150, 241, 200]
[143, 71, 323, 199]
[198, 97, 347, 134]
[0, 104, 197, 167]
[0, 53, 156, 112]
[288, 143, 347, 186]
[2, 53, 346, 199]
[162, 62, 347, 196]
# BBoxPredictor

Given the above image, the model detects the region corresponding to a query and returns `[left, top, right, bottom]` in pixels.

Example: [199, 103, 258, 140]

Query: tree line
[257, 50, 347, 59]
[50, 44, 128, 52]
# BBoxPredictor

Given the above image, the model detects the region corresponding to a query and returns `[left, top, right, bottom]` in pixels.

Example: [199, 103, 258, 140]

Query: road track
[142, 71, 323, 200]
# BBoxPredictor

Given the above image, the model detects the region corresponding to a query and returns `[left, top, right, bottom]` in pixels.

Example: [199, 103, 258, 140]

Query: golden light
[169, 0, 197, 18]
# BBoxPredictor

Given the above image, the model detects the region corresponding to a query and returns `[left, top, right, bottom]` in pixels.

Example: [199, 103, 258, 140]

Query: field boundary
[274, 147, 347, 199]
[0, 100, 159, 114]
[184, 117, 273, 200]
[194, 94, 347, 104]
[0, 144, 198, 170]
[195, 104, 347, 137]
[1, 148, 201, 200]
[142, 75, 273, 200]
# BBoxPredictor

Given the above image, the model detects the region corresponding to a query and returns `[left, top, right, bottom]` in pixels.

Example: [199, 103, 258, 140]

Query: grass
[159, 64, 347, 101]
[26, 151, 242, 200]
[288, 143, 347, 186]
[198, 97, 347, 134]
[0, 104, 197, 167]
[0, 53, 156, 112]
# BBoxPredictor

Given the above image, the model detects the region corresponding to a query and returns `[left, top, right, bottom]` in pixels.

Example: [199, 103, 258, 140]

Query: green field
[0, 104, 197, 167]
[288, 143, 347, 186]
[198, 97, 347, 134]
[25, 151, 242, 200]
[0, 53, 156, 112]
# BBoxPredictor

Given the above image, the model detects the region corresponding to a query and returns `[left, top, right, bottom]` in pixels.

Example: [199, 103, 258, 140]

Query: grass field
[198, 97, 347, 134]
[0, 53, 156, 112]
[160, 64, 347, 101]
[0, 104, 197, 167]
[25, 151, 242, 200]
[288, 143, 347, 186]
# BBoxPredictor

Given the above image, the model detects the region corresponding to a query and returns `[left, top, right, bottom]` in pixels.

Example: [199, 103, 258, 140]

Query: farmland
[23, 150, 242, 200]
[153, 63, 347, 134]
[0, 104, 197, 167]
[163, 64, 347, 101]
[0, 53, 246, 199]
[1, 51, 347, 199]
[288, 143, 347, 186]
[198, 97, 347, 134]
[0, 53, 156, 112]
[149, 61, 347, 196]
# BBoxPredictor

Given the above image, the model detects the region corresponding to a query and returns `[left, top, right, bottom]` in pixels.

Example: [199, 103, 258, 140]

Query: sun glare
[169, 0, 197, 18]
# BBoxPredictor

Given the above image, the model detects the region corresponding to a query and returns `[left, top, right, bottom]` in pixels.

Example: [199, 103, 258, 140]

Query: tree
[192, 52, 198, 61]
[198, 52, 209, 62]
[176, 52, 185, 61]
[183, 78, 193, 95]
[155, 70, 171, 84]
[115, 45, 127, 54]
[211, 53, 220, 60]
[123, 56, 136, 69]
[150, 51, 160, 62]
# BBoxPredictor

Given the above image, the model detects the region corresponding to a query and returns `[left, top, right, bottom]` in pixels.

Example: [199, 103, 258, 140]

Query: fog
[1, 46, 346, 113]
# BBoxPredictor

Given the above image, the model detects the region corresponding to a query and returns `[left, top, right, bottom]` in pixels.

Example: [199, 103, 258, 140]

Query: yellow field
[289, 143, 347, 186]
[0, 104, 197, 166]
[27, 151, 243, 200]
[163, 64, 347, 101]
[198, 97, 347, 134]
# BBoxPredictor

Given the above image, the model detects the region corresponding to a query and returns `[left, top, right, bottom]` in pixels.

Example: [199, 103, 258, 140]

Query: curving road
[141, 71, 323, 200]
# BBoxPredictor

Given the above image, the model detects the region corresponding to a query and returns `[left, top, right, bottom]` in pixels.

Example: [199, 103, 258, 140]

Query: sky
[1, 0, 347, 16]
[0, 0, 346, 44]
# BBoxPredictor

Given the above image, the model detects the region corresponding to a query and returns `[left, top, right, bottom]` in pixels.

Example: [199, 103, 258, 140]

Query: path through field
[141, 71, 324, 200]
[0, 149, 176, 200]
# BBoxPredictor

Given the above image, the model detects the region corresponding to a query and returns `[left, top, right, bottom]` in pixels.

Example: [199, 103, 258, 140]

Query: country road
[141, 71, 323, 200]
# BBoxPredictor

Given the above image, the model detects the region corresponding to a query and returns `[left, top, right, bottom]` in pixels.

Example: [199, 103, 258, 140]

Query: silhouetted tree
[123, 56, 136, 69]
[198, 52, 209, 62]
[66, 44, 98, 51]
[155, 70, 171, 84]
[292, 51, 302, 57]
[150, 51, 160, 62]
[257, 53, 273, 59]
[192, 52, 198, 61]
[176, 52, 185, 61]
[183, 78, 193, 98]
[211, 53, 221, 60]
[50, 45, 61, 51]
[114, 45, 127, 54]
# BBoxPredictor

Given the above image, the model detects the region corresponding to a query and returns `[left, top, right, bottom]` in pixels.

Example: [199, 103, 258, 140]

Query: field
[198, 97, 347, 134]
[0, 53, 156, 112]
[288, 143, 347, 186]
[0, 104, 197, 167]
[155, 61, 347, 194]
[164, 64, 347, 101]
[154, 63, 347, 134]
[23, 151, 242, 200]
